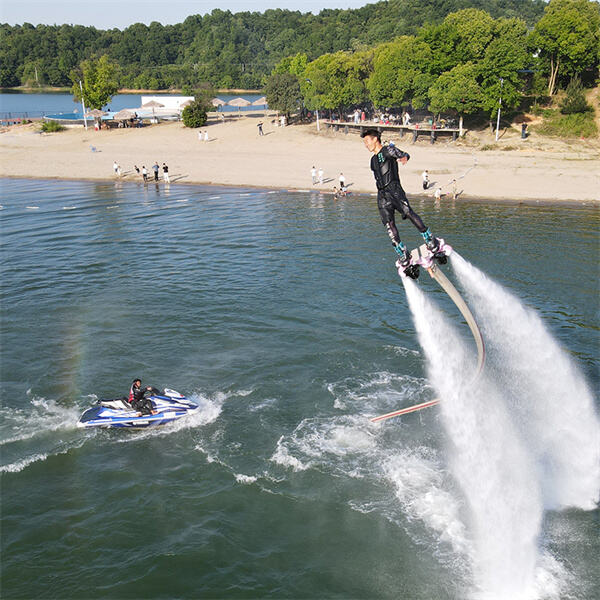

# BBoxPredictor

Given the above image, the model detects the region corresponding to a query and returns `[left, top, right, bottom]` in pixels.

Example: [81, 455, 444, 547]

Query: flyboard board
[371, 241, 485, 423]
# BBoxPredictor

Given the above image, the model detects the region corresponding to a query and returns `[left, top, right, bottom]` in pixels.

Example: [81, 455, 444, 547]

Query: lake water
[1, 178, 598, 599]
[0, 92, 266, 120]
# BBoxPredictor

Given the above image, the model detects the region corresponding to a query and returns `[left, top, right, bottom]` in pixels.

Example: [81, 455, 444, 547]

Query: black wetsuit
[129, 384, 154, 415]
[370, 145, 427, 245]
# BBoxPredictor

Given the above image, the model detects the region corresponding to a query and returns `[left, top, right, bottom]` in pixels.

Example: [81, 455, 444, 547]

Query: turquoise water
[1, 179, 598, 599]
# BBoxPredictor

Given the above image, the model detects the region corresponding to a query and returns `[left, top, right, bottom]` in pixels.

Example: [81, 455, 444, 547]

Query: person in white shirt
[339, 172, 346, 187]
[318, 168, 324, 184]
[311, 166, 317, 185]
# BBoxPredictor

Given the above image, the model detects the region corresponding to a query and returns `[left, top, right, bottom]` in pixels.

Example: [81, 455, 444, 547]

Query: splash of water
[402, 278, 549, 599]
[451, 253, 600, 510]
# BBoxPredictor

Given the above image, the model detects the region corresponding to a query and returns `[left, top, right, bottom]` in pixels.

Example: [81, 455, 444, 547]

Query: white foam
[404, 278, 545, 599]
[0, 397, 81, 446]
[235, 473, 257, 484]
[270, 435, 311, 472]
[383, 450, 470, 557]
[1, 452, 48, 473]
[452, 253, 600, 511]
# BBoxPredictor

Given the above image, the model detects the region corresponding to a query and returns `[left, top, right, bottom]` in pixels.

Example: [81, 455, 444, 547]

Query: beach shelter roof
[211, 98, 226, 107]
[113, 109, 135, 120]
[180, 99, 194, 108]
[227, 97, 251, 107]
[251, 96, 267, 106]
[142, 100, 165, 108]
[86, 108, 107, 117]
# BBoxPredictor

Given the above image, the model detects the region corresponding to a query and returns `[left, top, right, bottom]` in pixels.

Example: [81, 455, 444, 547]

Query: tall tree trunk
[548, 55, 560, 96]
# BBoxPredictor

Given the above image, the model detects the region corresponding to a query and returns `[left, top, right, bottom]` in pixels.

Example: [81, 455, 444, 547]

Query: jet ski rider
[128, 379, 155, 415]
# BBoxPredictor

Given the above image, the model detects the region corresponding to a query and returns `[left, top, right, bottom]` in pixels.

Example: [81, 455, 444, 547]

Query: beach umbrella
[211, 98, 226, 107]
[141, 99, 164, 118]
[251, 96, 267, 106]
[180, 99, 194, 108]
[113, 109, 135, 121]
[227, 97, 251, 116]
[141, 100, 165, 108]
[85, 108, 107, 126]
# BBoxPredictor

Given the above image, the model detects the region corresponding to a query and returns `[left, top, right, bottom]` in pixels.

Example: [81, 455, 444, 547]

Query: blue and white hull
[77, 388, 199, 429]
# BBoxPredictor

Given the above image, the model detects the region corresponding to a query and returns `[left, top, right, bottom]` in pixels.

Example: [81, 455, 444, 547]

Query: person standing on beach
[360, 128, 442, 270]
[318, 168, 324, 185]
[451, 179, 458, 200]
[152, 161, 159, 182]
[339, 173, 346, 188]
[203, 130, 209, 142]
[113, 161, 119, 176]
[311, 166, 317, 185]
[142, 166, 148, 183]
[257, 122, 264, 136]
[162, 163, 170, 184]
[422, 170, 429, 190]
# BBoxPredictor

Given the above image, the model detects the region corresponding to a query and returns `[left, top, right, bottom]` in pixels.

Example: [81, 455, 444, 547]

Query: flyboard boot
[422, 228, 448, 264]
[395, 242, 420, 279]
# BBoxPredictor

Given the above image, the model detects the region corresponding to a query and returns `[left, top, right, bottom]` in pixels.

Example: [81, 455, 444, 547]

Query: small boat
[77, 388, 198, 429]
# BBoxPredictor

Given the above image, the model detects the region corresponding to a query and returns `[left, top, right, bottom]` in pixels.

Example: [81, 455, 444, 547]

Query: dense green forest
[0, 0, 548, 89]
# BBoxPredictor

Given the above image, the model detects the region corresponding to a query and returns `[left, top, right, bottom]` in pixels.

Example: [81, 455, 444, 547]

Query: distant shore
[1, 86, 263, 94]
[1, 115, 598, 203]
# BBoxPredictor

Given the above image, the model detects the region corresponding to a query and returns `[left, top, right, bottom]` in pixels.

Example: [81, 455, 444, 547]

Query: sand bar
[1, 114, 599, 203]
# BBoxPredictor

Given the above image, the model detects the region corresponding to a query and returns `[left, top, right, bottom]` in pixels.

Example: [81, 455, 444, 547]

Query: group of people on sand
[311, 167, 349, 197]
[113, 160, 170, 183]
[133, 161, 170, 184]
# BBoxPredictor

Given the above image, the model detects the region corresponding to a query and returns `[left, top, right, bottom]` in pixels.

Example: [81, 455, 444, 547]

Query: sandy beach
[1, 113, 599, 203]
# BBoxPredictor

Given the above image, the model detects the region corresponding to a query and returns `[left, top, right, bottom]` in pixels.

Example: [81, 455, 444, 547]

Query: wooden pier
[321, 120, 462, 143]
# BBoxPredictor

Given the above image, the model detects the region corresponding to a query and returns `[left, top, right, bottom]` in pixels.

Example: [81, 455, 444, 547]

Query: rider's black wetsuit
[370, 145, 428, 246]
[128, 383, 154, 415]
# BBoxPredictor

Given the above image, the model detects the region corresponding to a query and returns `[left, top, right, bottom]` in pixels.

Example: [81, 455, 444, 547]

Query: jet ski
[77, 388, 199, 429]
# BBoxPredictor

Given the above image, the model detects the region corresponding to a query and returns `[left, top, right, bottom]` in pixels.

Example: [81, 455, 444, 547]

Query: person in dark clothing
[361, 129, 441, 273]
[128, 379, 155, 415]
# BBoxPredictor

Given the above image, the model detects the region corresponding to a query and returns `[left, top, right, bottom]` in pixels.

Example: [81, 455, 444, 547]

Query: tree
[272, 53, 308, 78]
[479, 18, 529, 116]
[182, 100, 207, 127]
[264, 72, 302, 117]
[302, 50, 372, 112]
[428, 62, 483, 133]
[529, 0, 600, 95]
[367, 36, 434, 109]
[70, 54, 119, 109]
[418, 9, 495, 74]
[560, 77, 591, 114]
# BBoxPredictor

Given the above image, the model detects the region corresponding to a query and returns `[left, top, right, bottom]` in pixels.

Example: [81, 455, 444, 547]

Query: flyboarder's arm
[387, 144, 410, 164]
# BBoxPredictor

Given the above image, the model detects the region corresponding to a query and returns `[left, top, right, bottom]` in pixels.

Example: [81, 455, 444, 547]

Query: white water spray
[403, 278, 551, 600]
[451, 253, 600, 510]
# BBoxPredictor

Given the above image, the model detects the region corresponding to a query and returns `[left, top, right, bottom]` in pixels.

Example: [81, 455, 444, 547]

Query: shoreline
[3, 174, 597, 208]
[1, 86, 263, 94]
[1, 118, 599, 204]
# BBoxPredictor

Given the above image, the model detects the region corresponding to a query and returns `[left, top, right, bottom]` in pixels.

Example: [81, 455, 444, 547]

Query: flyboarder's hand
[399, 156, 408, 165]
